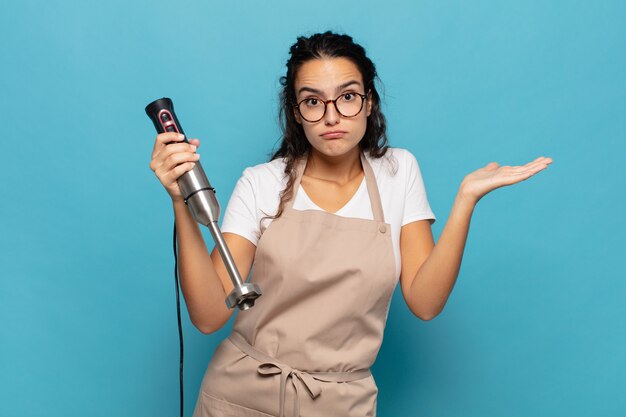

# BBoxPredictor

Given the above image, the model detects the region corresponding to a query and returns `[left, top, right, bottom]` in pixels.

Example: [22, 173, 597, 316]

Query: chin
[311, 140, 360, 158]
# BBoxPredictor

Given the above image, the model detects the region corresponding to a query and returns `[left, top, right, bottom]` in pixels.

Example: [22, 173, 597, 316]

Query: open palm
[461, 156, 553, 203]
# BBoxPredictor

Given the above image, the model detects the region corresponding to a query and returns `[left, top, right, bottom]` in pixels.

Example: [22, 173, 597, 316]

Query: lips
[320, 130, 347, 139]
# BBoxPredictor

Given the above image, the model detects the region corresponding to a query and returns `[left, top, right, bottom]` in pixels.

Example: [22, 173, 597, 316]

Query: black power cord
[173, 221, 184, 417]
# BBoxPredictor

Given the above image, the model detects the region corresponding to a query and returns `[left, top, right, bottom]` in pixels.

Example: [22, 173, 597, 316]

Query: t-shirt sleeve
[220, 167, 261, 246]
[402, 150, 436, 226]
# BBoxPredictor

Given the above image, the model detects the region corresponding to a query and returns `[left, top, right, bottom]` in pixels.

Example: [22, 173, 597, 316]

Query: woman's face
[293, 57, 372, 159]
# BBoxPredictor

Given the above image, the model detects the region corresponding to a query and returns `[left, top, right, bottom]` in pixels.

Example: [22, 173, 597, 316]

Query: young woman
[149, 31, 552, 417]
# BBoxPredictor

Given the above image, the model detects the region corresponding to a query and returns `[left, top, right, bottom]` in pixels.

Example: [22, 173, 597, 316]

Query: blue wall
[1, 1, 624, 416]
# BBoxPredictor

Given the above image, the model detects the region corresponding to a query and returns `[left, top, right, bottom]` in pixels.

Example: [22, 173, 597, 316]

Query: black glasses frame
[294, 91, 369, 123]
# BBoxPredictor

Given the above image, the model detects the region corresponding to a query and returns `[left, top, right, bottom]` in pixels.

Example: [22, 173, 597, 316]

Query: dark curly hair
[263, 31, 389, 224]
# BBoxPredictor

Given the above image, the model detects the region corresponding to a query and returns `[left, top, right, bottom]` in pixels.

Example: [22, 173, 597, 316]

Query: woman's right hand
[149, 132, 201, 203]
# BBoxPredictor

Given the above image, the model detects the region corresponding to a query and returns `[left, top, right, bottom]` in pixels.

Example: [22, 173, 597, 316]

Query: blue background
[1, 1, 624, 416]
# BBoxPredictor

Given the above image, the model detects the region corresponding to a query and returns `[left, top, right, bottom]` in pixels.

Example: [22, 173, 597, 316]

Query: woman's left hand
[459, 156, 553, 205]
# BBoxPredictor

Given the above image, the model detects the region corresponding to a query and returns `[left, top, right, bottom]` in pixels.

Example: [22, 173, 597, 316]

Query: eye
[303, 97, 321, 107]
[342, 92, 355, 101]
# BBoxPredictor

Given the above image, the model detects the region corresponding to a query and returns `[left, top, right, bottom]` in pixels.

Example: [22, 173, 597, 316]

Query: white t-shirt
[221, 147, 436, 279]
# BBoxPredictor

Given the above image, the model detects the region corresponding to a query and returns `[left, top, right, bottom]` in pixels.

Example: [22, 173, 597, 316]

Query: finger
[511, 158, 551, 173]
[152, 132, 186, 156]
[508, 158, 542, 170]
[154, 152, 199, 181]
[187, 138, 200, 148]
[523, 156, 553, 168]
[161, 151, 201, 173]
[165, 162, 197, 184]
[154, 142, 197, 162]
[151, 143, 197, 172]
[508, 163, 549, 178]
[513, 162, 543, 172]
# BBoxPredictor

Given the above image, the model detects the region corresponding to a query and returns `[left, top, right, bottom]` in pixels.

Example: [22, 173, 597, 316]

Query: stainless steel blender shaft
[182, 173, 262, 310]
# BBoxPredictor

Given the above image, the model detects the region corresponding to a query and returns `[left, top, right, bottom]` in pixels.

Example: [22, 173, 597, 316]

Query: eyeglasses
[294, 91, 368, 123]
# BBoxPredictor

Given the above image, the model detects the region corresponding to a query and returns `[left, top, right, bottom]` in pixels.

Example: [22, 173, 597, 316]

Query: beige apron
[193, 151, 396, 417]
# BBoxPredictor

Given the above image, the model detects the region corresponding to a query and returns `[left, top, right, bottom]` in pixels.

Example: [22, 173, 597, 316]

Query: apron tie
[257, 361, 322, 417]
[228, 332, 371, 417]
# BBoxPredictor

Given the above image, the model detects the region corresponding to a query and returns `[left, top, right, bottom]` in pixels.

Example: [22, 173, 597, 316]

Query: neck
[304, 147, 363, 184]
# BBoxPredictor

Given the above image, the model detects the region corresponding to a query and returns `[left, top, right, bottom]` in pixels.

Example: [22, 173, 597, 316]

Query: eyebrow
[297, 80, 362, 96]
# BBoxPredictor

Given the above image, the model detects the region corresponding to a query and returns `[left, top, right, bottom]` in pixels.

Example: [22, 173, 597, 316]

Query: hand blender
[145, 97, 262, 310]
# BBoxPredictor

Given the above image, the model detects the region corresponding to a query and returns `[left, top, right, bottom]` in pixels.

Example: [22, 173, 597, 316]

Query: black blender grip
[145, 98, 189, 143]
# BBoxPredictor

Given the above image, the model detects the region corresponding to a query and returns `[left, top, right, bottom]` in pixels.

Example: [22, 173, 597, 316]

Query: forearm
[172, 199, 231, 333]
[408, 190, 477, 320]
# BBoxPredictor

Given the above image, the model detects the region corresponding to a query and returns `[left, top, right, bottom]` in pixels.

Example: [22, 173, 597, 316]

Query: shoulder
[366, 147, 421, 179]
[239, 157, 288, 188]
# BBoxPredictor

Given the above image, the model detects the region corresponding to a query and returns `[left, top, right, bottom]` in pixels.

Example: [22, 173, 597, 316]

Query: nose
[323, 100, 340, 125]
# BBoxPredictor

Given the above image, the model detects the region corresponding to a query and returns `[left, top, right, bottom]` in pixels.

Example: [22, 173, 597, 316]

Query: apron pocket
[200, 391, 275, 417]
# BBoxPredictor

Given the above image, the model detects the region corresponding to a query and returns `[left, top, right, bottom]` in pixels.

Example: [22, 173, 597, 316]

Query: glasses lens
[298, 98, 325, 122]
[336, 93, 364, 117]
